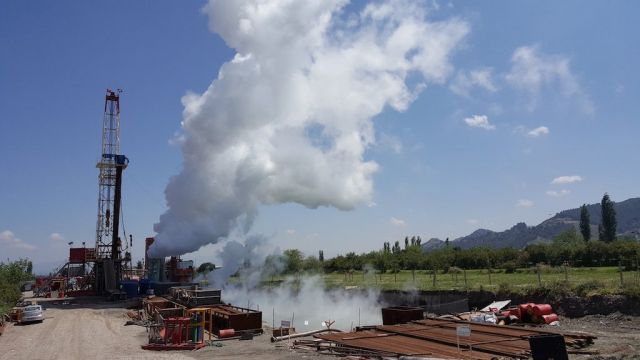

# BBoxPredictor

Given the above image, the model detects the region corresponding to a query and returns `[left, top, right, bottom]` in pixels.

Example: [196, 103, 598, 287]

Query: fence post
[619, 260, 624, 286]
[463, 268, 468, 289]
[537, 264, 542, 287]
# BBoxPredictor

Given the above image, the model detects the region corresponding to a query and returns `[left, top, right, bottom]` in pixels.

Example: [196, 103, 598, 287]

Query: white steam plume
[223, 276, 383, 331]
[150, 0, 469, 257]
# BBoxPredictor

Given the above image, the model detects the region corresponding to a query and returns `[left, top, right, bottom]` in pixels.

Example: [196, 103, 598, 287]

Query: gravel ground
[2, 297, 639, 359]
[559, 313, 640, 359]
[0, 298, 321, 360]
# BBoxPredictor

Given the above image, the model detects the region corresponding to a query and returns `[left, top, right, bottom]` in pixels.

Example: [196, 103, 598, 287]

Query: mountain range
[422, 197, 640, 251]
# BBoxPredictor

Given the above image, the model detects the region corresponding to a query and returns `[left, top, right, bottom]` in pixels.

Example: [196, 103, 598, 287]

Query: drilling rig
[93, 89, 129, 295]
[35, 90, 132, 299]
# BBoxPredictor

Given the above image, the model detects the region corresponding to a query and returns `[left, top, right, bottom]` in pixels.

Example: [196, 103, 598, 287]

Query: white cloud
[450, 68, 497, 96]
[467, 219, 479, 225]
[0, 230, 36, 251]
[551, 175, 583, 185]
[49, 233, 65, 241]
[506, 45, 593, 113]
[150, 0, 471, 257]
[464, 115, 495, 130]
[377, 133, 403, 154]
[527, 126, 549, 137]
[390, 217, 407, 226]
[516, 199, 534, 208]
[367, 201, 377, 208]
[546, 189, 571, 197]
[285, 229, 296, 235]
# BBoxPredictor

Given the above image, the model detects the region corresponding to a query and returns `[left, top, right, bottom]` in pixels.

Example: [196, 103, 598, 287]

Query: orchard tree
[374, 250, 390, 274]
[283, 249, 304, 274]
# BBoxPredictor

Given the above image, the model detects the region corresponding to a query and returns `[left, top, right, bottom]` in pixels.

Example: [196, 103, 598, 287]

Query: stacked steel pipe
[314, 317, 596, 359]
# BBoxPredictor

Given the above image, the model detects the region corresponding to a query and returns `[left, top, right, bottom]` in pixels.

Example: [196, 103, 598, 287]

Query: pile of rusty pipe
[271, 328, 343, 342]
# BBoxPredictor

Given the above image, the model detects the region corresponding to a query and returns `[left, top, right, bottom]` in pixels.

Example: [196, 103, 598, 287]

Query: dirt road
[0, 304, 190, 360]
[561, 313, 640, 358]
[0, 300, 317, 360]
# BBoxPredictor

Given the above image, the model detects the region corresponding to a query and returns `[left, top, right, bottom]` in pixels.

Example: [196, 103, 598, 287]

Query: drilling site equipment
[94, 89, 129, 296]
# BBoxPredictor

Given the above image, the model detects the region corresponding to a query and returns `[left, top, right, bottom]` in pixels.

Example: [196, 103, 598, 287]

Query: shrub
[621, 283, 640, 299]
[527, 280, 572, 298]
[497, 282, 512, 294]
[502, 261, 517, 274]
[574, 280, 605, 297]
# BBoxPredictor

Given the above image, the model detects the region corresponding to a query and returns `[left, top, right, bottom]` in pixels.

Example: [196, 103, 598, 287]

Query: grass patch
[252, 266, 640, 294]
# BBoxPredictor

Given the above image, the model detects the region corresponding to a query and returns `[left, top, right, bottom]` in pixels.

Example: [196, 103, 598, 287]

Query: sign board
[280, 320, 291, 328]
[456, 325, 471, 337]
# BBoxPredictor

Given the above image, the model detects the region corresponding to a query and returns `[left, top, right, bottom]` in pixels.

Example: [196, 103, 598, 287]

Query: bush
[621, 283, 640, 299]
[502, 261, 517, 274]
[574, 280, 605, 297]
[529, 280, 573, 298]
[497, 282, 512, 294]
[1, 259, 33, 315]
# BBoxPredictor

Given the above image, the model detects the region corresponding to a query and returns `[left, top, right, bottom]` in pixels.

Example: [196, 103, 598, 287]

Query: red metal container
[508, 308, 521, 319]
[532, 304, 553, 316]
[518, 303, 534, 314]
[219, 329, 235, 338]
[69, 248, 87, 263]
[542, 313, 559, 324]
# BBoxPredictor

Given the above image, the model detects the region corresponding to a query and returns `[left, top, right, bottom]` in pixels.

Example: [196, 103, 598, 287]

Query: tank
[139, 278, 150, 295]
[119, 280, 139, 298]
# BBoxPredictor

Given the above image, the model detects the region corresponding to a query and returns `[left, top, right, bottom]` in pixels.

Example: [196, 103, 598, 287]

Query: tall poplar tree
[598, 193, 617, 242]
[579, 204, 591, 242]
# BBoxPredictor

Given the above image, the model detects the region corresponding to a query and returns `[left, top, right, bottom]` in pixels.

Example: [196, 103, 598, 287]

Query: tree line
[269, 231, 639, 278]
[266, 193, 638, 276]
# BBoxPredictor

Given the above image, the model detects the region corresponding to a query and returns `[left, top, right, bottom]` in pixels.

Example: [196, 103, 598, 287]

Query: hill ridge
[422, 197, 640, 250]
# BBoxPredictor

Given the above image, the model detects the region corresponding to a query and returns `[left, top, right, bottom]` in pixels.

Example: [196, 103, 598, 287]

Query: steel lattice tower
[95, 89, 128, 260]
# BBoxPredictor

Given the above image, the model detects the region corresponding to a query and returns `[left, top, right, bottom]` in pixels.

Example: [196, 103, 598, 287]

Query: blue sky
[1, 1, 638, 273]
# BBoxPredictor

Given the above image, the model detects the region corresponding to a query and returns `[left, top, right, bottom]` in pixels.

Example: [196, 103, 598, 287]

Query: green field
[260, 266, 640, 293]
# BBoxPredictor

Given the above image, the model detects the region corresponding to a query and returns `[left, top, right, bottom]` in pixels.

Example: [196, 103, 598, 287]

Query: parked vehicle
[19, 305, 43, 324]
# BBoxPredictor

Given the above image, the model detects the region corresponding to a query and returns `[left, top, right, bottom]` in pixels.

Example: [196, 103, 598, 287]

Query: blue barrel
[139, 278, 150, 295]
[119, 280, 139, 298]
